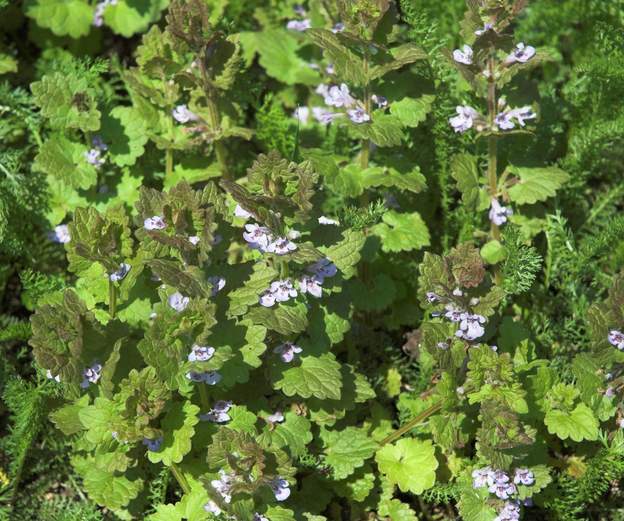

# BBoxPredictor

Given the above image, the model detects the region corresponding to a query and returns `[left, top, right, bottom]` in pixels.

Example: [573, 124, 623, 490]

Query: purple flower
[347, 107, 371, 124]
[211, 470, 235, 503]
[605, 386, 615, 398]
[172, 104, 199, 123]
[253, 514, 269, 521]
[144, 216, 166, 231]
[318, 215, 340, 225]
[204, 501, 221, 515]
[509, 106, 536, 127]
[92, 135, 108, 151]
[453, 44, 474, 65]
[472, 467, 495, 489]
[450, 105, 479, 133]
[109, 263, 131, 282]
[188, 345, 215, 362]
[437, 341, 449, 350]
[325, 63, 335, 75]
[274, 342, 303, 363]
[92, 0, 116, 27]
[185, 370, 222, 385]
[208, 276, 226, 296]
[452, 287, 464, 297]
[506, 43, 536, 64]
[80, 362, 103, 389]
[188, 235, 200, 246]
[495, 111, 516, 130]
[243, 224, 273, 252]
[259, 280, 297, 307]
[315, 84, 330, 97]
[475, 22, 494, 36]
[372, 94, 388, 108]
[84, 148, 105, 168]
[293, 4, 306, 16]
[609, 330, 624, 350]
[168, 292, 190, 312]
[266, 411, 285, 423]
[286, 19, 311, 31]
[456, 313, 487, 341]
[489, 198, 513, 226]
[266, 237, 298, 255]
[234, 204, 252, 219]
[444, 305, 463, 323]
[307, 258, 338, 280]
[495, 501, 521, 521]
[46, 370, 61, 382]
[488, 471, 517, 499]
[293, 106, 310, 124]
[270, 477, 291, 501]
[200, 400, 233, 423]
[49, 224, 71, 244]
[299, 275, 323, 298]
[324, 84, 355, 108]
[142, 436, 163, 452]
[426, 291, 440, 303]
[514, 467, 535, 486]
[332, 22, 345, 33]
[312, 107, 343, 125]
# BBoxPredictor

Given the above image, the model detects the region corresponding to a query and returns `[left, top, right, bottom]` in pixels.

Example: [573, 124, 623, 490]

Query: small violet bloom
[609, 329, 624, 350]
[307, 258, 338, 280]
[286, 19, 311, 31]
[456, 313, 487, 341]
[204, 501, 221, 515]
[312, 107, 343, 125]
[293, 4, 306, 16]
[270, 477, 291, 501]
[188, 235, 200, 246]
[450, 105, 479, 133]
[188, 344, 215, 362]
[332, 22, 345, 33]
[299, 275, 323, 298]
[84, 148, 105, 168]
[92, 0, 117, 27]
[46, 370, 61, 382]
[506, 42, 536, 64]
[172, 104, 199, 123]
[208, 276, 226, 296]
[186, 370, 222, 385]
[211, 470, 235, 503]
[488, 471, 517, 500]
[510, 106, 537, 127]
[109, 263, 131, 282]
[495, 501, 521, 521]
[472, 466, 495, 489]
[513, 467, 535, 486]
[266, 237, 298, 255]
[453, 44, 474, 65]
[80, 362, 103, 389]
[168, 291, 190, 312]
[444, 304, 463, 323]
[142, 436, 163, 452]
[266, 411, 285, 423]
[475, 22, 494, 36]
[234, 204, 252, 219]
[274, 342, 303, 363]
[243, 223, 273, 252]
[293, 106, 310, 124]
[426, 291, 440, 303]
[253, 514, 270, 521]
[347, 107, 371, 124]
[259, 280, 297, 307]
[49, 224, 71, 244]
[489, 198, 513, 226]
[144, 216, 166, 231]
[200, 400, 233, 423]
[324, 83, 355, 108]
[371, 94, 388, 108]
[318, 215, 340, 225]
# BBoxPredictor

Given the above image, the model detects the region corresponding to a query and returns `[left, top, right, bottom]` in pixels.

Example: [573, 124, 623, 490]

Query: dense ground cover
[1, 0, 624, 519]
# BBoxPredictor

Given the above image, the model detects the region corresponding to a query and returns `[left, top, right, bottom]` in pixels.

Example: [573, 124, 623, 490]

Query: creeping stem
[198, 382, 211, 412]
[379, 401, 443, 446]
[486, 54, 500, 242]
[108, 280, 117, 319]
[170, 463, 192, 495]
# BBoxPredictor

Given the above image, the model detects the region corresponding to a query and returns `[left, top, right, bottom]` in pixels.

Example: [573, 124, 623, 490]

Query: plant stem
[109, 281, 117, 319]
[359, 52, 371, 207]
[486, 54, 500, 242]
[205, 95, 230, 180]
[165, 148, 174, 180]
[170, 463, 191, 495]
[198, 383, 210, 412]
[379, 402, 442, 446]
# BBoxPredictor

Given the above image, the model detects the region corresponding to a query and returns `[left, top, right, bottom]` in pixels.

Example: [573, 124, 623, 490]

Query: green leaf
[104, 0, 169, 38]
[378, 499, 418, 521]
[34, 136, 97, 190]
[457, 486, 497, 521]
[247, 302, 309, 336]
[263, 411, 313, 458]
[480, 240, 507, 265]
[375, 438, 438, 494]
[506, 166, 570, 205]
[352, 165, 426, 194]
[274, 353, 342, 400]
[100, 106, 149, 167]
[26, 0, 94, 38]
[372, 211, 430, 253]
[148, 401, 200, 466]
[369, 43, 428, 80]
[321, 230, 365, 279]
[451, 153, 481, 208]
[31, 72, 100, 131]
[390, 95, 435, 128]
[227, 262, 278, 317]
[321, 427, 378, 480]
[50, 395, 90, 436]
[544, 403, 599, 442]
[349, 114, 404, 147]
[306, 29, 367, 86]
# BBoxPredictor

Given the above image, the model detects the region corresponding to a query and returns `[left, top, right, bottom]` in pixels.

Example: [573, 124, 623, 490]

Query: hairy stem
[165, 148, 174, 180]
[109, 281, 117, 319]
[199, 383, 210, 412]
[170, 463, 191, 495]
[379, 402, 442, 446]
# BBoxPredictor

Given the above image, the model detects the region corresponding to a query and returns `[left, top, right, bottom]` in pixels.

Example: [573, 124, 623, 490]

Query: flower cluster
[243, 224, 297, 255]
[609, 329, 624, 350]
[286, 5, 311, 32]
[298, 258, 337, 299]
[311, 83, 375, 125]
[84, 135, 108, 168]
[472, 466, 535, 520]
[144, 215, 166, 231]
[428, 292, 487, 342]
[489, 199, 513, 226]
[168, 291, 190, 312]
[494, 101, 536, 131]
[259, 280, 297, 307]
